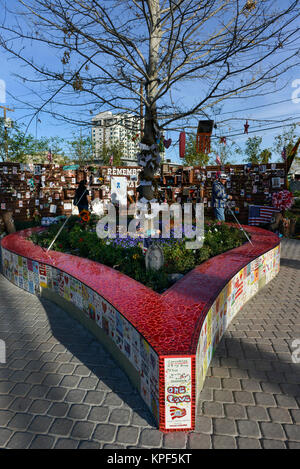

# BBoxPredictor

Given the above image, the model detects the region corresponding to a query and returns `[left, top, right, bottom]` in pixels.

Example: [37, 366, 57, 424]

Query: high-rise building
[91, 111, 141, 166]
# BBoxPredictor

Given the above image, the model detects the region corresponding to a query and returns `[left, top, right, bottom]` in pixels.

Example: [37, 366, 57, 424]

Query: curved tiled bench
[1, 226, 280, 432]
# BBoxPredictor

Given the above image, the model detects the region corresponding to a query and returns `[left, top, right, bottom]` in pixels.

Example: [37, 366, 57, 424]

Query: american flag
[248, 205, 279, 226]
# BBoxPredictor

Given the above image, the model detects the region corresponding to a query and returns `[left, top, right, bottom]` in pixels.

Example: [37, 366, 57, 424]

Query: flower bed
[1, 224, 280, 432]
[28, 215, 247, 292]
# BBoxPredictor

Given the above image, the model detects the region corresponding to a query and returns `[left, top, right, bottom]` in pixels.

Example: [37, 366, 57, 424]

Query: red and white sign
[164, 356, 192, 430]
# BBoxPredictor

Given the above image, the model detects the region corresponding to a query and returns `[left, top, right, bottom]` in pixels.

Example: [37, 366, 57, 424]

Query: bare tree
[0, 0, 299, 200]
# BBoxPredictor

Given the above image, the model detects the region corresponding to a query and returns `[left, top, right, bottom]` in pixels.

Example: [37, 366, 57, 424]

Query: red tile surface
[1, 226, 280, 356]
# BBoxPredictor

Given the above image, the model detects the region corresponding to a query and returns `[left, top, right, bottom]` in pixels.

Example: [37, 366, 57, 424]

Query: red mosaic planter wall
[1, 226, 280, 431]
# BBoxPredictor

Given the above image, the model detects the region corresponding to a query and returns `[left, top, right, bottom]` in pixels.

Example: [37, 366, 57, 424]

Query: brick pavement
[0, 238, 299, 449]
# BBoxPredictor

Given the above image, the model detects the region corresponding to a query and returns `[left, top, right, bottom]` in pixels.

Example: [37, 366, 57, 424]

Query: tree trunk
[137, 0, 162, 203]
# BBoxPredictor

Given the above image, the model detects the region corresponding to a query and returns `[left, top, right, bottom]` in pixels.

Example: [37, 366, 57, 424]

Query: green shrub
[27, 218, 248, 292]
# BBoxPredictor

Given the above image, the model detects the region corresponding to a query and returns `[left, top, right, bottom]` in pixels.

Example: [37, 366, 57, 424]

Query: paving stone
[212, 367, 230, 378]
[202, 402, 224, 418]
[280, 383, 300, 396]
[42, 374, 63, 387]
[283, 424, 300, 442]
[57, 363, 76, 375]
[221, 378, 241, 391]
[260, 381, 282, 394]
[0, 428, 13, 447]
[237, 437, 262, 449]
[9, 397, 32, 412]
[28, 415, 53, 433]
[240, 379, 262, 392]
[236, 420, 261, 438]
[0, 410, 14, 426]
[103, 443, 126, 450]
[131, 410, 153, 427]
[247, 406, 270, 422]
[139, 428, 163, 448]
[54, 438, 79, 449]
[188, 433, 211, 449]
[213, 418, 237, 436]
[67, 404, 90, 420]
[78, 441, 101, 449]
[29, 435, 55, 449]
[78, 377, 98, 390]
[287, 442, 300, 449]
[233, 391, 255, 405]
[0, 381, 16, 394]
[214, 390, 234, 403]
[109, 408, 131, 425]
[275, 394, 299, 409]
[224, 404, 247, 420]
[194, 416, 213, 434]
[259, 422, 286, 440]
[261, 439, 287, 449]
[49, 418, 74, 436]
[212, 435, 237, 449]
[64, 389, 86, 403]
[116, 426, 139, 445]
[268, 408, 293, 424]
[83, 390, 105, 405]
[60, 375, 81, 388]
[71, 421, 95, 439]
[203, 377, 222, 389]
[28, 399, 52, 414]
[254, 392, 277, 407]
[7, 413, 33, 430]
[290, 409, 300, 423]
[93, 424, 117, 443]
[27, 385, 50, 399]
[46, 387, 69, 401]
[10, 371, 31, 382]
[102, 392, 123, 407]
[48, 402, 70, 417]
[74, 365, 91, 377]
[88, 406, 110, 423]
[198, 388, 213, 401]
[0, 395, 15, 409]
[6, 431, 34, 449]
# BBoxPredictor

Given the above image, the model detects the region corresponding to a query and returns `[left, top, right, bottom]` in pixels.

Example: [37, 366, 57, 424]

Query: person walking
[74, 180, 90, 213]
[211, 173, 232, 221]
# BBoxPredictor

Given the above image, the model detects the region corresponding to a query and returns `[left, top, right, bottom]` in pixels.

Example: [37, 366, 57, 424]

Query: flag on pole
[281, 146, 286, 161]
[216, 155, 221, 165]
[109, 155, 114, 165]
[248, 205, 279, 226]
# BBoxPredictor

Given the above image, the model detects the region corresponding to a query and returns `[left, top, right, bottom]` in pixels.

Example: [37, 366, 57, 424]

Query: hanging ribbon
[179, 132, 186, 158]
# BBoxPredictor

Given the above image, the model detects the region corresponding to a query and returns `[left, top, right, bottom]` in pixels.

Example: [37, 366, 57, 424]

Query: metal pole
[227, 205, 253, 246]
[47, 188, 88, 251]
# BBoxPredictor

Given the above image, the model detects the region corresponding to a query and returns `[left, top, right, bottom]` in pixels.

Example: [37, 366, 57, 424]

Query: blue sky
[1, 1, 300, 164]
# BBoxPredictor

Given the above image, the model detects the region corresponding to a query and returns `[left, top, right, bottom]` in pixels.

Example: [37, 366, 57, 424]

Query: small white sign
[164, 356, 192, 430]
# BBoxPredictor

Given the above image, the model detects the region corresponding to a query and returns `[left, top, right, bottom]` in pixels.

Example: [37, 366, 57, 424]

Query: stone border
[1, 226, 280, 431]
